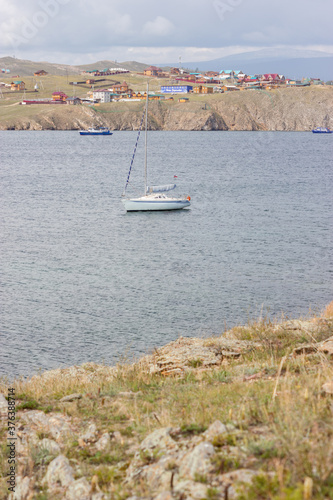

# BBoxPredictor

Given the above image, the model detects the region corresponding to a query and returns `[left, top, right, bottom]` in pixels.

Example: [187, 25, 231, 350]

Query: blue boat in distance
[312, 127, 332, 134]
[80, 127, 112, 136]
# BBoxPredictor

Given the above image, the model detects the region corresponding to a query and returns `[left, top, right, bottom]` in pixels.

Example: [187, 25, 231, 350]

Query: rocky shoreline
[0, 86, 332, 131]
[0, 309, 333, 499]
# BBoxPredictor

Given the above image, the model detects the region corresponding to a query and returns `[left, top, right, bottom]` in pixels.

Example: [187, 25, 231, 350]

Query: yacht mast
[144, 82, 148, 195]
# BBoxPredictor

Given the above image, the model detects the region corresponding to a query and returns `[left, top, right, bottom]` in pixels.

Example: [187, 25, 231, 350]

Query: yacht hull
[122, 198, 190, 212]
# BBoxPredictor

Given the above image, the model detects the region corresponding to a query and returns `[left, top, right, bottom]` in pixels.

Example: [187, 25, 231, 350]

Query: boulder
[43, 454, 74, 489]
[95, 432, 111, 451]
[39, 438, 61, 456]
[203, 420, 228, 442]
[60, 393, 82, 402]
[66, 477, 91, 500]
[178, 442, 215, 480]
[8, 476, 32, 500]
[80, 423, 97, 442]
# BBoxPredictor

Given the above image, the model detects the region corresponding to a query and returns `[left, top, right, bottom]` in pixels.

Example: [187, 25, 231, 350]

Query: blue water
[1, 131, 332, 378]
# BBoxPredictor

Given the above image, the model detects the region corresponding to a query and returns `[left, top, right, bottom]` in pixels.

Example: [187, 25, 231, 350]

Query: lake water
[1, 131, 332, 378]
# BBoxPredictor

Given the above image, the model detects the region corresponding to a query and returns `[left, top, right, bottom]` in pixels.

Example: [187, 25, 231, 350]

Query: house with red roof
[52, 92, 68, 102]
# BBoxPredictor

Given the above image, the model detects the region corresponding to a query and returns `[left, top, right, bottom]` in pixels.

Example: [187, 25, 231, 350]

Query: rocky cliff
[0, 86, 332, 131]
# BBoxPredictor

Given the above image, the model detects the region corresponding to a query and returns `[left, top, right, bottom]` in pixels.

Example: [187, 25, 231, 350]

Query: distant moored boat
[79, 127, 112, 135]
[312, 127, 332, 134]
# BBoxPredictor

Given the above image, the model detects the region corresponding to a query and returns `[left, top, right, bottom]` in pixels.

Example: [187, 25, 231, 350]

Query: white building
[92, 90, 111, 103]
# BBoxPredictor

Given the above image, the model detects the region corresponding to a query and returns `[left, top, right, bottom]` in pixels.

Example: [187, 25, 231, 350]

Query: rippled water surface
[1, 131, 332, 377]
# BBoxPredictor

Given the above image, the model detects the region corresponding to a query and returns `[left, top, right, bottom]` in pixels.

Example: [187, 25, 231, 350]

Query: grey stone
[39, 438, 61, 456]
[0, 394, 7, 418]
[95, 432, 111, 451]
[322, 381, 333, 394]
[140, 427, 176, 453]
[118, 391, 143, 398]
[153, 492, 174, 500]
[8, 476, 31, 500]
[47, 414, 73, 441]
[21, 410, 49, 428]
[21, 411, 73, 442]
[60, 393, 83, 402]
[203, 420, 228, 442]
[219, 468, 259, 499]
[320, 336, 333, 355]
[173, 479, 209, 500]
[143, 462, 173, 492]
[80, 423, 97, 442]
[178, 441, 215, 480]
[43, 454, 74, 489]
[111, 430, 123, 443]
[92, 494, 108, 500]
[66, 477, 91, 499]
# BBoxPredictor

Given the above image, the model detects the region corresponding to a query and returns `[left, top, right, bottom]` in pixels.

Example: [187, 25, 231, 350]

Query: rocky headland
[0, 302, 333, 499]
[0, 86, 332, 131]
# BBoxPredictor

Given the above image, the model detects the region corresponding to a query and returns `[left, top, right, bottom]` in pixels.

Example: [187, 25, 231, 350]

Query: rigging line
[123, 104, 147, 195]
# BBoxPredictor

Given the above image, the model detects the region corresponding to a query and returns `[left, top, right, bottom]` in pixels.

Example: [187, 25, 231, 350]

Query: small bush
[188, 358, 203, 368]
[180, 423, 207, 436]
[16, 400, 39, 410]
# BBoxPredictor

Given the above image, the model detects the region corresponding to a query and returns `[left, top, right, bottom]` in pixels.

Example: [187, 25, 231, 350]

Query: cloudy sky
[1, 0, 332, 64]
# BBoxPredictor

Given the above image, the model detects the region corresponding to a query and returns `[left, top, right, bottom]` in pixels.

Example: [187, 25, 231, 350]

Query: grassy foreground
[0, 303, 332, 499]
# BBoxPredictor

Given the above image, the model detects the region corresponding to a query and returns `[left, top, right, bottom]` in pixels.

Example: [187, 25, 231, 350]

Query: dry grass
[0, 305, 332, 499]
[323, 300, 333, 318]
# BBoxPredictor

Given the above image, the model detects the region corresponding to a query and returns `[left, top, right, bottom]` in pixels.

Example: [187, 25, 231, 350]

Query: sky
[1, 0, 333, 65]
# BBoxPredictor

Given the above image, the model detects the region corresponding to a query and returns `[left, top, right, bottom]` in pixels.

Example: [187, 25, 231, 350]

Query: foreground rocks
[2, 313, 333, 499]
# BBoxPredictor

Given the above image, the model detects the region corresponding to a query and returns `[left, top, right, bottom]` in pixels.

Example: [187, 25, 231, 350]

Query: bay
[1, 130, 332, 378]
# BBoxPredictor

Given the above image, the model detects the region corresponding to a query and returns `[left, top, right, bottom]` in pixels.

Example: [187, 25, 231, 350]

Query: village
[0, 63, 329, 107]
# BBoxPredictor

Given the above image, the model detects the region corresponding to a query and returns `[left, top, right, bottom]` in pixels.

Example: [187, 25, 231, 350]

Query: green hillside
[0, 57, 148, 77]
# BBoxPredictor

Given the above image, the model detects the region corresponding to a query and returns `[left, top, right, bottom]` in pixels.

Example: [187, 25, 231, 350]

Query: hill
[0, 57, 148, 77]
[164, 49, 333, 81]
[76, 60, 147, 73]
[0, 75, 332, 132]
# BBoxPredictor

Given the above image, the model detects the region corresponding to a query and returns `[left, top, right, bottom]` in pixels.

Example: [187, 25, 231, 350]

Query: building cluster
[142, 66, 316, 88]
[20, 91, 81, 105]
[4, 64, 327, 107]
[82, 67, 129, 77]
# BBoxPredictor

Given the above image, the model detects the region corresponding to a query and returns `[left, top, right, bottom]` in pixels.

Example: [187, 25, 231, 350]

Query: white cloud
[0, 0, 332, 64]
[143, 16, 174, 36]
[107, 13, 133, 36]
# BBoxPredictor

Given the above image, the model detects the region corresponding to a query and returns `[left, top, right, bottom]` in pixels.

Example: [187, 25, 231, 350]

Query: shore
[0, 302, 332, 499]
[0, 86, 332, 131]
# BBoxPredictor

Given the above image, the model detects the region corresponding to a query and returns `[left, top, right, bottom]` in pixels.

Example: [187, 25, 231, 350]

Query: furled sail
[147, 184, 176, 193]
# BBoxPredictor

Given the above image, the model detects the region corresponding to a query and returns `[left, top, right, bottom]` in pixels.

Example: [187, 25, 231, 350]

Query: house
[170, 67, 181, 75]
[193, 85, 213, 94]
[144, 66, 163, 77]
[219, 70, 233, 79]
[92, 90, 111, 103]
[201, 86, 213, 94]
[310, 78, 324, 85]
[11, 80, 25, 91]
[66, 97, 81, 105]
[34, 70, 48, 76]
[112, 81, 130, 93]
[261, 74, 284, 83]
[161, 85, 193, 94]
[129, 91, 164, 100]
[52, 91, 68, 102]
